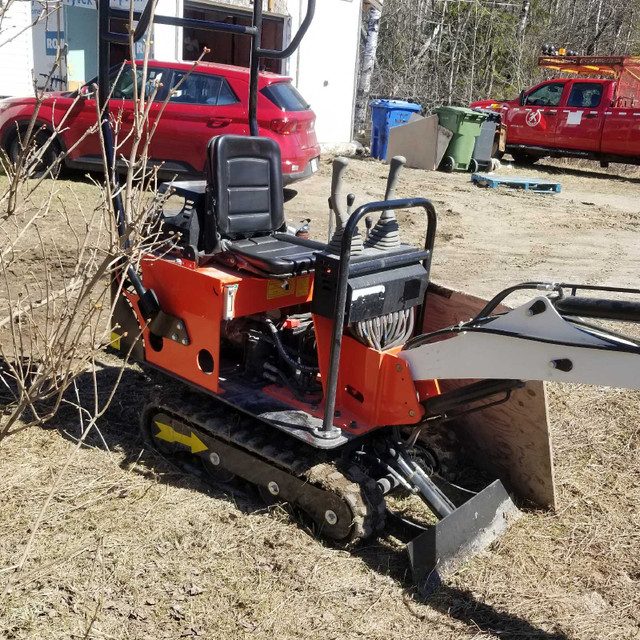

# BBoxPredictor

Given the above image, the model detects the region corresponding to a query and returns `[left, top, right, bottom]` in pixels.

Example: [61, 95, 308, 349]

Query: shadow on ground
[35, 357, 567, 640]
[353, 538, 569, 640]
[512, 159, 640, 184]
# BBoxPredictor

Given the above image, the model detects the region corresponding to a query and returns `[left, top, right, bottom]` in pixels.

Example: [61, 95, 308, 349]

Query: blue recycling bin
[370, 99, 422, 160]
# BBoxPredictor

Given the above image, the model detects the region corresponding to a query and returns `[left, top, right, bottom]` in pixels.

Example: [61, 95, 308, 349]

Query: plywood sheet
[420, 283, 557, 509]
[386, 115, 451, 170]
[436, 126, 454, 167]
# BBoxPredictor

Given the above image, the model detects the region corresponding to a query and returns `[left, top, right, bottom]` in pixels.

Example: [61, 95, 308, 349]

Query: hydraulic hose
[258, 317, 319, 374]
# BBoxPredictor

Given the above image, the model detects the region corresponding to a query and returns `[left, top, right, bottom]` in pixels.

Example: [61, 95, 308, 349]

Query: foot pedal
[407, 480, 520, 594]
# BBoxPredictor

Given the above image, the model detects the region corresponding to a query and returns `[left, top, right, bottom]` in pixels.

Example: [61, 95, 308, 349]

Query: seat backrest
[204, 135, 285, 253]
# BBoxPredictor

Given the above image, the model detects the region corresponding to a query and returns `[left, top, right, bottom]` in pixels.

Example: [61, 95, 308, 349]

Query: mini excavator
[101, 1, 640, 591]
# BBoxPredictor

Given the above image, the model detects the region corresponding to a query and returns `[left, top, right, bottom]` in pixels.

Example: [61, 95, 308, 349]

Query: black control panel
[311, 247, 429, 323]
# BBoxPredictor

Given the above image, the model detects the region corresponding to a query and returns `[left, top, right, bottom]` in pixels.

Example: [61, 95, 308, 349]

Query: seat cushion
[224, 235, 325, 277]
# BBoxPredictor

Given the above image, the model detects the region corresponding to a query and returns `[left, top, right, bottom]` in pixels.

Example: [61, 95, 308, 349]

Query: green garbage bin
[434, 106, 487, 172]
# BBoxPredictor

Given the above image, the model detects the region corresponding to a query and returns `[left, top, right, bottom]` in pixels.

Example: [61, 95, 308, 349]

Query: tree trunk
[354, 6, 383, 137]
[518, 0, 531, 37]
[595, 0, 603, 37]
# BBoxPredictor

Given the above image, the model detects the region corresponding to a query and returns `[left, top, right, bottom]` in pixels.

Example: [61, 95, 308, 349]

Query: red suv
[0, 60, 321, 184]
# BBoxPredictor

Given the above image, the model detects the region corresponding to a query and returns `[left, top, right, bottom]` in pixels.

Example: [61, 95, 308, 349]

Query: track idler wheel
[304, 463, 386, 544]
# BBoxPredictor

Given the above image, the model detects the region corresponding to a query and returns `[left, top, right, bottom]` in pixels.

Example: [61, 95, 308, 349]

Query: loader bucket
[407, 479, 521, 594]
[418, 283, 557, 510]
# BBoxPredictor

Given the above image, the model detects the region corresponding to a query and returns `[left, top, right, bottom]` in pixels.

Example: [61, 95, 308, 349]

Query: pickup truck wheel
[9, 130, 62, 178]
[492, 143, 504, 160]
[511, 152, 538, 166]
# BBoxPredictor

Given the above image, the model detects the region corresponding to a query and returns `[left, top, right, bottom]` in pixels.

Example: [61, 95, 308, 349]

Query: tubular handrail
[98, 0, 316, 227]
[258, 0, 316, 59]
[107, 8, 259, 38]
[102, 1, 315, 55]
[320, 198, 438, 435]
[97, 0, 315, 320]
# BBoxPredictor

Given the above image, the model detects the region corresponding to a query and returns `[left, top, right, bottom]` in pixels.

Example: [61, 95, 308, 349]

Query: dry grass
[0, 371, 638, 639]
[0, 169, 639, 639]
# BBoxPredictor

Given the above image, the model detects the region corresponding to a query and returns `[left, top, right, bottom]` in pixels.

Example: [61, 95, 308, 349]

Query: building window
[182, 3, 284, 74]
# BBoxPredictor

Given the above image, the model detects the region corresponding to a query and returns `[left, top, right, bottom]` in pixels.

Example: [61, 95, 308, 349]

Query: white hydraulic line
[401, 297, 640, 390]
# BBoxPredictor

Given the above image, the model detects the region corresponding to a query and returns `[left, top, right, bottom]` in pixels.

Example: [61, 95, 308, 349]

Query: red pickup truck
[471, 55, 640, 166]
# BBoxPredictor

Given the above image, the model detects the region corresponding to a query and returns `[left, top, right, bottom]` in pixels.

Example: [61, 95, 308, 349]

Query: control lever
[327, 157, 363, 254]
[385, 155, 406, 201]
[346, 193, 356, 216]
[295, 218, 311, 239]
[365, 215, 373, 239]
[329, 156, 349, 229]
[365, 155, 406, 250]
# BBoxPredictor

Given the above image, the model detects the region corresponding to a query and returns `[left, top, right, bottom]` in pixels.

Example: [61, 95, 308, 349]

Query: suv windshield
[261, 82, 310, 111]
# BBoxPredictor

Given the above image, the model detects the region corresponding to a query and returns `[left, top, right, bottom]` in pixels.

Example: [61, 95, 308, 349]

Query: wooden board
[420, 283, 557, 509]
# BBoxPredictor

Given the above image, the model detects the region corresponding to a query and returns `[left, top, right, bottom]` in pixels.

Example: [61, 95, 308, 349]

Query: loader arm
[402, 283, 640, 390]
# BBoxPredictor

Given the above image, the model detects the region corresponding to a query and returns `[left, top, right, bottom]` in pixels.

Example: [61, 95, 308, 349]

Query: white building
[0, 0, 362, 145]
[0, 0, 35, 97]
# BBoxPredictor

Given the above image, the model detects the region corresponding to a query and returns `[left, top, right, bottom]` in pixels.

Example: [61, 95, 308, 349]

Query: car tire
[511, 152, 539, 166]
[9, 129, 62, 178]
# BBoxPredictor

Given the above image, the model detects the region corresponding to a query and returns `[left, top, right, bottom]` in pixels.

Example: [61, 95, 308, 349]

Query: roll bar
[97, 0, 315, 319]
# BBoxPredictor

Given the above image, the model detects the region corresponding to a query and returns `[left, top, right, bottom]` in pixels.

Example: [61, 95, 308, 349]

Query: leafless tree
[360, 0, 640, 121]
[0, 0, 204, 446]
[0, 2, 216, 596]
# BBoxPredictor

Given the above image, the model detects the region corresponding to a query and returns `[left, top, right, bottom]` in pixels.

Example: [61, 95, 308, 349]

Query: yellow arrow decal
[154, 420, 208, 454]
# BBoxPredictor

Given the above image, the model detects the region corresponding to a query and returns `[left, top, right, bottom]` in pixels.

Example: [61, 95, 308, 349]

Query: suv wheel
[9, 129, 62, 178]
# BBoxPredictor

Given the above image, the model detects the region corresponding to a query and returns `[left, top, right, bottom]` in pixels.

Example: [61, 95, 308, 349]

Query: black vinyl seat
[227, 234, 326, 276]
[204, 135, 322, 278]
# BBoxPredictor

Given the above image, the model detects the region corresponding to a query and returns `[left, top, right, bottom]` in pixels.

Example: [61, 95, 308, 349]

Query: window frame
[166, 70, 240, 107]
[525, 82, 566, 108]
[567, 82, 604, 109]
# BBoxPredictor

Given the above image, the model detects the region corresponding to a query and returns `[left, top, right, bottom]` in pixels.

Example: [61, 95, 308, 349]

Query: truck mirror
[518, 90, 526, 106]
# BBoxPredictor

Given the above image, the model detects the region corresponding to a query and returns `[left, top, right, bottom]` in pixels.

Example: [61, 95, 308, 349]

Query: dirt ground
[0, 158, 639, 639]
[286, 156, 640, 300]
